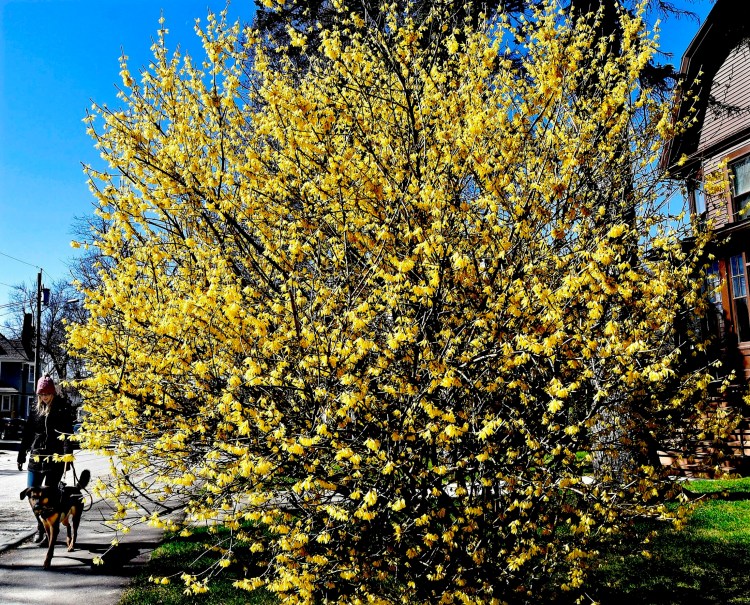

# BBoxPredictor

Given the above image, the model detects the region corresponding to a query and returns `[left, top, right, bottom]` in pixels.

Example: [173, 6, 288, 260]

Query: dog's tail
[76, 469, 91, 491]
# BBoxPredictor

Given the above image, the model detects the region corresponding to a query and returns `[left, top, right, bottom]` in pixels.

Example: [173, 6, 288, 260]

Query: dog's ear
[20, 487, 30, 500]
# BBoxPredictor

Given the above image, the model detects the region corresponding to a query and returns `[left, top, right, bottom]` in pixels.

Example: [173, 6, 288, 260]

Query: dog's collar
[34, 505, 58, 520]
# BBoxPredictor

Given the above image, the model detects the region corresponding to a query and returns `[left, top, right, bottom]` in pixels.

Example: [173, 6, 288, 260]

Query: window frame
[730, 155, 750, 221]
[723, 145, 750, 223]
[707, 261, 723, 306]
[688, 172, 707, 220]
[729, 252, 750, 343]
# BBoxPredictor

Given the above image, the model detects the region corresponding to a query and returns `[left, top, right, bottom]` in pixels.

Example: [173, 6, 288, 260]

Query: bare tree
[3, 278, 86, 386]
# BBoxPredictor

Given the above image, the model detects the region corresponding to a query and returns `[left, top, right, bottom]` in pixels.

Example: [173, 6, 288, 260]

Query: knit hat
[36, 375, 56, 395]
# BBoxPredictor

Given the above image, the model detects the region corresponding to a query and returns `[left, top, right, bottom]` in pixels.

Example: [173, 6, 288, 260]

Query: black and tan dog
[20, 469, 91, 569]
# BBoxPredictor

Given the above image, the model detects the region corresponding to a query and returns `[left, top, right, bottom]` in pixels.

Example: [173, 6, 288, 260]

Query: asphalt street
[0, 442, 35, 552]
[0, 443, 112, 552]
[0, 443, 166, 605]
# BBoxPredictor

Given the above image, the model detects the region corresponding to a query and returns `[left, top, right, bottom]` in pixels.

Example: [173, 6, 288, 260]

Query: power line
[0, 300, 26, 310]
[0, 254, 67, 290]
[0, 250, 40, 270]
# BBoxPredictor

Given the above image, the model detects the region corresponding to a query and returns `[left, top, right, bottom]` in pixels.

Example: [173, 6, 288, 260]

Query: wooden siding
[700, 138, 750, 227]
[690, 42, 750, 228]
[698, 42, 750, 156]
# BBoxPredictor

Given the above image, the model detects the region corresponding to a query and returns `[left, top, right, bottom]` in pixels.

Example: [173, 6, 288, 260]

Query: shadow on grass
[587, 505, 750, 605]
[119, 527, 276, 605]
[120, 495, 750, 605]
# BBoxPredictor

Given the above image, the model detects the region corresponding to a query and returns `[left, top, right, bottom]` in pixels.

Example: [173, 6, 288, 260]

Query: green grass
[588, 480, 750, 605]
[688, 475, 750, 494]
[119, 525, 276, 605]
[120, 479, 750, 604]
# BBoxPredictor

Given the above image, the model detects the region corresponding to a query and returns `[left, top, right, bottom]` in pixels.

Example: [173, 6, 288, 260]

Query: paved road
[0, 443, 34, 551]
[0, 443, 111, 552]
[0, 444, 167, 605]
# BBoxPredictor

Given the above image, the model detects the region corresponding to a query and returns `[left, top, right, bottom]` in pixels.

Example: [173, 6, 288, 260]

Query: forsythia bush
[70, 1, 727, 602]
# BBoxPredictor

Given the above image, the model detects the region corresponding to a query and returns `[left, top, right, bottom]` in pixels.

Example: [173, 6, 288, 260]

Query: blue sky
[0, 0, 251, 315]
[0, 0, 714, 312]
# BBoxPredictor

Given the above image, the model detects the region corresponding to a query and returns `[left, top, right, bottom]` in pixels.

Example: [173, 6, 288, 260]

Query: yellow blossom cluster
[68, 1, 730, 603]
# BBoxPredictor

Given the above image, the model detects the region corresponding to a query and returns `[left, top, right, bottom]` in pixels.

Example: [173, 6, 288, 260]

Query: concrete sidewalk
[0, 451, 169, 605]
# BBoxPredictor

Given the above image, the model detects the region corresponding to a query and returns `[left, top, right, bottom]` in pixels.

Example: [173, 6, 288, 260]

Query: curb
[0, 528, 36, 555]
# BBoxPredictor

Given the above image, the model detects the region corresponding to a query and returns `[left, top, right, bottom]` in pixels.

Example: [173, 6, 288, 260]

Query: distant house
[662, 0, 750, 382]
[0, 322, 36, 421]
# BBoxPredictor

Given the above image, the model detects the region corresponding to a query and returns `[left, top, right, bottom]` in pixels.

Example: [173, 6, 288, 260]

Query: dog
[20, 469, 91, 569]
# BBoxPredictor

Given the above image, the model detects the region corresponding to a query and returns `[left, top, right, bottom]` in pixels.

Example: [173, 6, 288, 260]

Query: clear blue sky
[0, 0, 714, 311]
[0, 0, 252, 314]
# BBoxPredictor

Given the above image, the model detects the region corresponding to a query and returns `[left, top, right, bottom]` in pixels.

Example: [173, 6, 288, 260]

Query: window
[28, 365, 34, 385]
[689, 176, 706, 218]
[730, 254, 750, 342]
[731, 156, 750, 221]
[704, 261, 723, 336]
[1, 396, 10, 412]
[694, 184, 706, 216]
[26, 396, 33, 417]
[707, 262, 722, 306]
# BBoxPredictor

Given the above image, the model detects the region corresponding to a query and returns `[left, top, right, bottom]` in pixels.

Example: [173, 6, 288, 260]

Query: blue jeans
[27, 465, 64, 489]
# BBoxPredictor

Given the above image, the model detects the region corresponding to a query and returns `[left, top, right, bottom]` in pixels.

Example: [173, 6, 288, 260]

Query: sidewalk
[0, 449, 168, 605]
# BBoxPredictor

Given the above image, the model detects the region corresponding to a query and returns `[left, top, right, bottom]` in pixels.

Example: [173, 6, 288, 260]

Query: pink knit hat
[36, 375, 56, 395]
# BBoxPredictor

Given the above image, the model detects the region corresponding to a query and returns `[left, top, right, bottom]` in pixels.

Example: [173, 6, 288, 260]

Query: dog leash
[62, 460, 81, 484]
[63, 461, 94, 512]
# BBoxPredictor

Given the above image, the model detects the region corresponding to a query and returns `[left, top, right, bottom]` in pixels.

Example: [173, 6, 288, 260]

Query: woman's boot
[33, 518, 47, 545]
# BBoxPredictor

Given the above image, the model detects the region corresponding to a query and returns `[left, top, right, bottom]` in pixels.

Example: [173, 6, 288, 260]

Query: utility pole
[34, 269, 42, 387]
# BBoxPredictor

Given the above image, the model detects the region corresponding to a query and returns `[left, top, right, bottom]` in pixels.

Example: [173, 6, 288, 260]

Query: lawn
[119, 479, 750, 605]
[587, 480, 750, 605]
[119, 524, 276, 605]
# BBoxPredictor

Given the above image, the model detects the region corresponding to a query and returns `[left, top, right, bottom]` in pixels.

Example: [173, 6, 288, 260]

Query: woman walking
[17, 374, 75, 543]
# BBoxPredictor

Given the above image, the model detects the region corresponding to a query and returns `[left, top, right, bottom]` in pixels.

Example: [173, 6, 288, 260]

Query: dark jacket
[18, 396, 75, 471]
